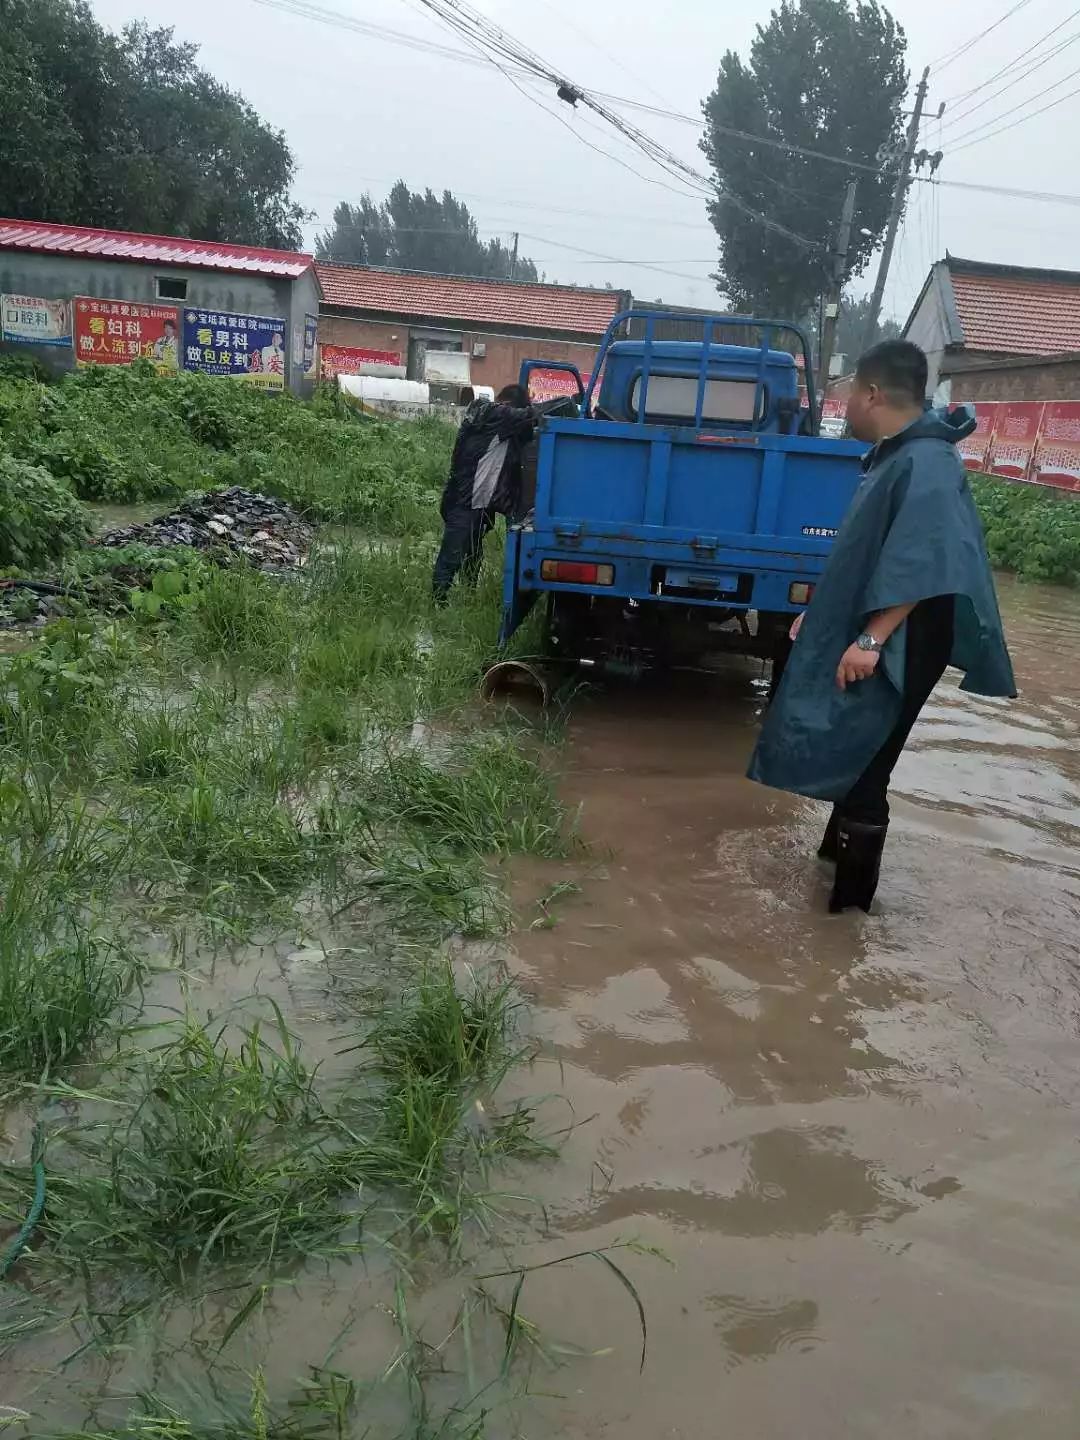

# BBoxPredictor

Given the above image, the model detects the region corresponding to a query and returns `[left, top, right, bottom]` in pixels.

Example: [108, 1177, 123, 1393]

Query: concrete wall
[945, 355, 1080, 402]
[904, 282, 948, 393]
[0, 250, 314, 394]
[318, 311, 598, 389]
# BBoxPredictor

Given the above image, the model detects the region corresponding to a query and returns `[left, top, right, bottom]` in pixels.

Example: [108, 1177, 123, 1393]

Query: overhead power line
[942, 6, 1080, 105]
[400, 0, 824, 248]
[939, 29, 1080, 134]
[943, 58, 1080, 147]
[254, 0, 1080, 217]
[947, 76, 1080, 153]
[930, 0, 1038, 73]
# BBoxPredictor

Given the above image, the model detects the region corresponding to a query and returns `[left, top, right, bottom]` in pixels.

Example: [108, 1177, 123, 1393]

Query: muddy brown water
[503, 573, 1080, 1439]
[4, 574, 1080, 1436]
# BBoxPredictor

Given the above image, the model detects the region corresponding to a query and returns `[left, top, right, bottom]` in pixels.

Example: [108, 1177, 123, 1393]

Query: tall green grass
[3, 966, 543, 1286]
[0, 371, 600, 1433]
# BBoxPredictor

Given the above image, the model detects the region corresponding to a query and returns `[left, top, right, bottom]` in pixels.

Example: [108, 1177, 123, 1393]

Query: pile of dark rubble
[0, 489, 314, 629]
[0, 580, 66, 630]
[97, 488, 313, 568]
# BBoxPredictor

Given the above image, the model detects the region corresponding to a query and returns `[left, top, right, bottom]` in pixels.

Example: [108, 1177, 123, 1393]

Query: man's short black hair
[855, 340, 928, 404]
[497, 383, 529, 407]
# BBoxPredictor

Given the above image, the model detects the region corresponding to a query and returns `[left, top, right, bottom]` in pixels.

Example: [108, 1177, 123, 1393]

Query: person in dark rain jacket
[432, 384, 536, 603]
[748, 340, 1015, 915]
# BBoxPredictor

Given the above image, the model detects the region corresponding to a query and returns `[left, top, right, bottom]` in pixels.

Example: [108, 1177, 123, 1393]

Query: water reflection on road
[510, 574, 1080, 1439]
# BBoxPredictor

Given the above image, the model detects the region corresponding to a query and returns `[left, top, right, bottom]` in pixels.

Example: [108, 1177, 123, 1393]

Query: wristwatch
[856, 633, 882, 653]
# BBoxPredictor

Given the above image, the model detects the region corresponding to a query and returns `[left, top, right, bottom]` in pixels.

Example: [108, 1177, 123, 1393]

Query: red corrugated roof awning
[315, 262, 622, 337]
[0, 219, 313, 279]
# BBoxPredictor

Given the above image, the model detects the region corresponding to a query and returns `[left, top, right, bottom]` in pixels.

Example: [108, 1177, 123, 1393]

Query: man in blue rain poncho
[748, 340, 1015, 915]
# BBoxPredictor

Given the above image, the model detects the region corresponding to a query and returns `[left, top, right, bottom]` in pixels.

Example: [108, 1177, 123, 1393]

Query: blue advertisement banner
[2, 294, 71, 347]
[181, 309, 288, 391]
[303, 313, 318, 379]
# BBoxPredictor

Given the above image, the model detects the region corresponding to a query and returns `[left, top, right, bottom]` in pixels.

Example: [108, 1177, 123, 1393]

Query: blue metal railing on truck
[579, 309, 819, 435]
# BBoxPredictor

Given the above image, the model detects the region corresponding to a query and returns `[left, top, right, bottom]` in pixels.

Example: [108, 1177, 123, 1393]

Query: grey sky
[90, 0, 1080, 325]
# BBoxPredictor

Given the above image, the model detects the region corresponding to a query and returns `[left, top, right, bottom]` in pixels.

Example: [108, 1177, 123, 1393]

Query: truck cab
[501, 310, 866, 683]
[593, 338, 807, 435]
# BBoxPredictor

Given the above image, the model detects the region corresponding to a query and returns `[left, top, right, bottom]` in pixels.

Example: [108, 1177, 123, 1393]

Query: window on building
[156, 276, 188, 301]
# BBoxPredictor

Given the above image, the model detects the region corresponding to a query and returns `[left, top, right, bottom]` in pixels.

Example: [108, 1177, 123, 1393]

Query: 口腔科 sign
[181, 309, 288, 391]
[1, 294, 71, 347]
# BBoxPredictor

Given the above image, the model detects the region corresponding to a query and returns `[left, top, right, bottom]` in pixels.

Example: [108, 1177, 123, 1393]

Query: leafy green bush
[0, 450, 91, 566]
[0, 352, 51, 383]
[972, 474, 1080, 585]
[0, 365, 454, 519]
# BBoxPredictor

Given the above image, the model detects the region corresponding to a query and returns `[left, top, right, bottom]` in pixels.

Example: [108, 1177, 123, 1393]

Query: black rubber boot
[818, 808, 840, 863]
[829, 819, 888, 914]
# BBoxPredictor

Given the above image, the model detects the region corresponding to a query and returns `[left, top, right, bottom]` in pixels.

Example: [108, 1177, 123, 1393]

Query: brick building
[903, 255, 1080, 402]
[315, 263, 627, 390]
[0, 219, 321, 394]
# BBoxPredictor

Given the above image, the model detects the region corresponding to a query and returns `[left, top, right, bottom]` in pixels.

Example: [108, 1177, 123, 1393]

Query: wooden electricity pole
[818, 176, 858, 398]
[862, 66, 930, 351]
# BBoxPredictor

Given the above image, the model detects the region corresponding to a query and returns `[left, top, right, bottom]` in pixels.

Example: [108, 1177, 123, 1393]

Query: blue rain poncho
[748, 407, 1016, 802]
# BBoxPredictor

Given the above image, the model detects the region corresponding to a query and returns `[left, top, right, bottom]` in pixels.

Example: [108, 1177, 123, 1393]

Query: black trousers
[837, 595, 955, 827]
[432, 505, 494, 602]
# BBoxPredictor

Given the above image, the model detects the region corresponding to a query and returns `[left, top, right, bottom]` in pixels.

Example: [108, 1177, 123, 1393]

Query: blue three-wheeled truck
[500, 310, 867, 693]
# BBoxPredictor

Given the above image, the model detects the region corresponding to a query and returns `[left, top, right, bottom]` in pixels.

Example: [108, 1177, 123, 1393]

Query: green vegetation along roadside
[0, 365, 651, 1438]
[970, 472, 1080, 585]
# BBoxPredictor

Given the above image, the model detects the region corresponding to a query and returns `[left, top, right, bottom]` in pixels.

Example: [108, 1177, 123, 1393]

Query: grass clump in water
[29, 1367, 356, 1439]
[335, 963, 548, 1232]
[374, 732, 569, 860]
[24, 1013, 352, 1280]
[0, 900, 139, 1082]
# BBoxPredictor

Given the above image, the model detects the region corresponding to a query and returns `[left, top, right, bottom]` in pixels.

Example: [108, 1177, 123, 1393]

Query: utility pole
[818, 176, 858, 399]
[862, 66, 930, 352]
[509, 232, 519, 282]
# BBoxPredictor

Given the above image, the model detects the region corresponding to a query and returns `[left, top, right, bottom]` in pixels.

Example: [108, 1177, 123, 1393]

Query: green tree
[316, 183, 539, 282]
[802, 292, 901, 368]
[836, 293, 900, 361]
[0, 0, 305, 248]
[701, 0, 907, 319]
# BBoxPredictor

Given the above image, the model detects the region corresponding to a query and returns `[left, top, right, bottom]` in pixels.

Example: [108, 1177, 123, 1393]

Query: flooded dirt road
[509, 575, 1080, 1439]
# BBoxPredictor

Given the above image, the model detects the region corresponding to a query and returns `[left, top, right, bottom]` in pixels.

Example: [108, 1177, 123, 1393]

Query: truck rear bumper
[511, 529, 826, 614]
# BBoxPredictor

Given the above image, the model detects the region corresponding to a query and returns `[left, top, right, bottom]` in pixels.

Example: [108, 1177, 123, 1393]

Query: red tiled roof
[316, 263, 622, 337]
[950, 263, 1080, 356]
[0, 219, 313, 278]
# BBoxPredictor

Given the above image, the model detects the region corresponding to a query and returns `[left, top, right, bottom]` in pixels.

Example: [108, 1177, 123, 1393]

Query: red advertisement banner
[321, 344, 402, 378]
[74, 297, 179, 371]
[956, 400, 999, 472]
[986, 401, 1044, 482]
[527, 367, 592, 403]
[1031, 401, 1080, 492]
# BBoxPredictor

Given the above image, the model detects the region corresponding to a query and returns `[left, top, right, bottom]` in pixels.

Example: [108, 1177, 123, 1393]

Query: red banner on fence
[321, 344, 402, 378]
[986, 402, 1044, 482]
[1030, 402, 1080, 491]
[956, 400, 999, 472]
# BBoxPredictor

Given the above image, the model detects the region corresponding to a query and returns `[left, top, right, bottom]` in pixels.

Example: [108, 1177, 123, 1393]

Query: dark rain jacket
[440, 399, 537, 519]
[748, 407, 1016, 802]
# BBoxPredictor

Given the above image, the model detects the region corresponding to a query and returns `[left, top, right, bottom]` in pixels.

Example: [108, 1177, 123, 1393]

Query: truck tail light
[788, 581, 815, 605]
[541, 560, 614, 586]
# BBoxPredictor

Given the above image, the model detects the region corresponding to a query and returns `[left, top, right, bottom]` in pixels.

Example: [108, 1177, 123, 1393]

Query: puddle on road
[5, 575, 1080, 1438]
[505, 574, 1080, 1440]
